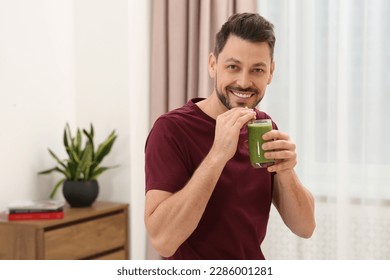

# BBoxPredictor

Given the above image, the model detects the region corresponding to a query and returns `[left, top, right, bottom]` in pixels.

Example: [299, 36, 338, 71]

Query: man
[144, 13, 315, 259]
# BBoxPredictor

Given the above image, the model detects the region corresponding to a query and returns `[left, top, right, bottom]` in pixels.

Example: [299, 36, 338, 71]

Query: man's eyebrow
[224, 57, 241, 64]
[224, 58, 268, 67]
[253, 62, 268, 67]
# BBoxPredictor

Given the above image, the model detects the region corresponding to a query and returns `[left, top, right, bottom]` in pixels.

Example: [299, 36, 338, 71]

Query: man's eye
[227, 65, 237, 70]
[253, 68, 264, 73]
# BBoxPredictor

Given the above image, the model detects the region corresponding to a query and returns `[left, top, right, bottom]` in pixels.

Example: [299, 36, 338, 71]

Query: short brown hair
[214, 13, 276, 60]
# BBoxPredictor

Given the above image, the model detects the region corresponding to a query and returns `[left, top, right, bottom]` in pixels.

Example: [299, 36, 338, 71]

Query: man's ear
[267, 60, 275, 84]
[208, 53, 217, 78]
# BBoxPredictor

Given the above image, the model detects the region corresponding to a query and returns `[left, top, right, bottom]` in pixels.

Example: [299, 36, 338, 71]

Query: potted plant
[38, 123, 118, 207]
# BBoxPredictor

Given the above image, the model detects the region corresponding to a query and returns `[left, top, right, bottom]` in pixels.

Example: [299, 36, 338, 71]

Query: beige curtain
[150, 0, 257, 125]
[147, 0, 256, 260]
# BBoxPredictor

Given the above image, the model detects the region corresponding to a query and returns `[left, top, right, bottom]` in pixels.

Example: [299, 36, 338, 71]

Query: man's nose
[237, 72, 252, 89]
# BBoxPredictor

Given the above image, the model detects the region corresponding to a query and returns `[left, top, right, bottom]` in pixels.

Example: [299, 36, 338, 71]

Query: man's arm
[144, 108, 256, 257]
[145, 151, 225, 257]
[272, 170, 315, 238]
[263, 130, 316, 238]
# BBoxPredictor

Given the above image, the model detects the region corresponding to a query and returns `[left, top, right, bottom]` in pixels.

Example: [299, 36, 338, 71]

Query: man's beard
[215, 76, 262, 110]
[216, 86, 234, 110]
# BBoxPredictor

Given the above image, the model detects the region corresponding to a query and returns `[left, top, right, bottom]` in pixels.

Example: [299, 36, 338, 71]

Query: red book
[8, 211, 64, 221]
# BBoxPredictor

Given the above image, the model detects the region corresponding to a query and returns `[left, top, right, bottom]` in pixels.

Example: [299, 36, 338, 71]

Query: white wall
[74, 0, 131, 206]
[0, 0, 150, 259]
[0, 0, 76, 203]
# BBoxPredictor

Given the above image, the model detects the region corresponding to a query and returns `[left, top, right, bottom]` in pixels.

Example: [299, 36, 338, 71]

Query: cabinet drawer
[93, 249, 126, 260]
[44, 212, 126, 259]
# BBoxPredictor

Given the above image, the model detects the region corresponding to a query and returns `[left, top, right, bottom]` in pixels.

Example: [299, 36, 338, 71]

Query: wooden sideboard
[0, 201, 129, 260]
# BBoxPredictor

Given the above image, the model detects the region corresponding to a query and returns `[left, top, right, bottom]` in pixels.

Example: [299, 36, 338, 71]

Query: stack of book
[7, 200, 65, 221]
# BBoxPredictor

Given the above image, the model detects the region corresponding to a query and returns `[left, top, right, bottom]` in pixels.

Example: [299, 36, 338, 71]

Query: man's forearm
[272, 170, 316, 238]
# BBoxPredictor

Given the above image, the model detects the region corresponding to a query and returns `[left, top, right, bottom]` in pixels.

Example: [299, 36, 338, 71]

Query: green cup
[247, 119, 275, 168]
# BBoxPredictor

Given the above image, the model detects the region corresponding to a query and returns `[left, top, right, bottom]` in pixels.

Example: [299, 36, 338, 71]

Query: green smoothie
[247, 119, 275, 168]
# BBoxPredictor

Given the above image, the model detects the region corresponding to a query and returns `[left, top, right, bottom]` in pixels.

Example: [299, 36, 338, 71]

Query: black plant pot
[63, 180, 99, 207]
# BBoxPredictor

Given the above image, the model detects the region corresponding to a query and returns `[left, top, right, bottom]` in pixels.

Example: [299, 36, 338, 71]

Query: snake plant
[38, 123, 118, 198]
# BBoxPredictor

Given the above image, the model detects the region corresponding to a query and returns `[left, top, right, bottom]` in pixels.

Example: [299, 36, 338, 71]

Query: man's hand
[211, 108, 256, 163]
[262, 130, 297, 173]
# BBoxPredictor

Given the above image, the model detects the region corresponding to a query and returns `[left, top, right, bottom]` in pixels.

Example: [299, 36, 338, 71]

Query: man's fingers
[264, 150, 295, 160]
[218, 108, 256, 127]
[262, 140, 296, 152]
[233, 112, 257, 128]
[267, 159, 297, 173]
[262, 130, 289, 141]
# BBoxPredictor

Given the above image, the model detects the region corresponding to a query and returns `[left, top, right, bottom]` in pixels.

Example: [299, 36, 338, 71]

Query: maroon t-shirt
[145, 98, 277, 259]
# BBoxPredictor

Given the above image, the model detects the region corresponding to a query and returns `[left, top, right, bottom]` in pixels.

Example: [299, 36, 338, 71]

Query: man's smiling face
[209, 35, 275, 110]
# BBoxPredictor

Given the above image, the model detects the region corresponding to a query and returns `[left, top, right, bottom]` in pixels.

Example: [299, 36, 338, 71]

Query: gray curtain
[147, 0, 257, 259]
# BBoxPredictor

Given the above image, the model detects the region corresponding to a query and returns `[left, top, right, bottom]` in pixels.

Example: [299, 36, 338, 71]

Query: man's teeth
[232, 91, 252, 98]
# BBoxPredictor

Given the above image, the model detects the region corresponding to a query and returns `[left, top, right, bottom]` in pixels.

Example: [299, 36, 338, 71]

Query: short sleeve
[145, 117, 191, 194]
